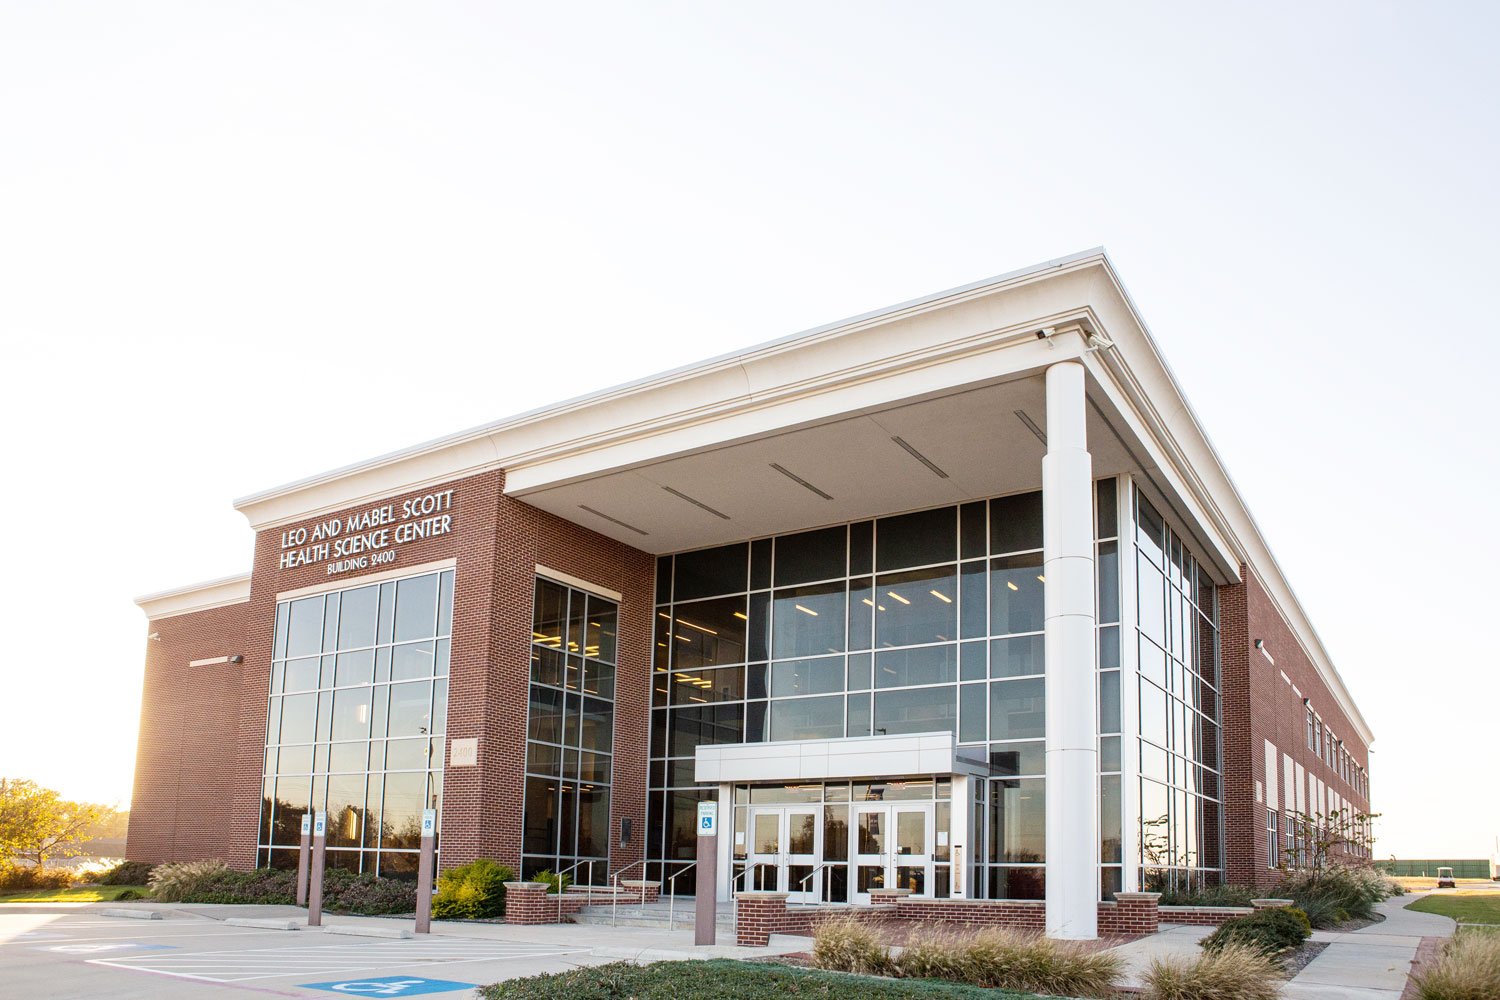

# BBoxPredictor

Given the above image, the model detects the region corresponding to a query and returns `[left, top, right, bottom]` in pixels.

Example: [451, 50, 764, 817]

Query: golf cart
[1436, 866, 1456, 889]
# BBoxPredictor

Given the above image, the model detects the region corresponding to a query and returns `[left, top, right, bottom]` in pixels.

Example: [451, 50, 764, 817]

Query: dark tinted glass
[746, 592, 771, 662]
[960, 502, 987, 559]
[750, 538, 772, 590]
[772, 582, 846, 658]
[1097, 540, 1120, 623]
[774, 526, 846, 586]
[959, 683, 987, 743]
[848, 521, 873, 576]
[669, 596, 748, 671]
[875, 566, 956, 648]
[674, 543, 747, 601]
[877, 507, 955, 571]
[990, 677, 1045, 740]
[989, 778, 1045, 862]
[990, 491, 1043, 554]
[989, 553, 1045, 634]
[769, 695, 843, 741]
[988, 740, 1044, 777]
[875, 645, 956, 688]
[655, 556, 672, 605]
[770, 656, 844, 697]
[1096, 479, 1118, 538]
[990, 634, 1044, 677]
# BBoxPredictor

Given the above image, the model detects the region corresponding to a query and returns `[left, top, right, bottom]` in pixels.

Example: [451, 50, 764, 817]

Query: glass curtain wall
[259, 569, 453, 878]
[646, 484, 1116, 898]
[521, 578, 618, 884]
[1133, 490, 1224, 892]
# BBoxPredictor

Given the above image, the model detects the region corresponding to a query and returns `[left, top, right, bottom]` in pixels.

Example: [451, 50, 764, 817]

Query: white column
[951, 774, 969, 898]
[1043, 360, 1100, 939]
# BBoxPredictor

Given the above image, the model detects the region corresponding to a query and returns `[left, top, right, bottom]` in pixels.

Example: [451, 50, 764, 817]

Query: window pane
[534, 579, 567, 648]
[770, 656, 844, 697]
[392, 641, 436, 681]
[772, 582, 846, 658]
[585, 596, 618, 664]
[873, 686, 956, 736]
[989, 778, 1045, 862]
[326, 774, 366, 848]
[959, 683, 987, 744]
[388, 681, 434, 738]
[335, 649, 375, 687]
[875, 566, 956, 648]
[286, 596, 324, 658]
[331, 688, 372, 741]
[674, 543, 748, 601]
[876, 507, 956, 571]
[379, 770, 426, 849]
[579, 697, 614, 753]
[990, 492, 1042, 554]
[1096, 478, 1118, 538]
[989, 678, 1045, 740]
[875, 645, 956, 688]
[989, 554, 1045, 635]
[394, 574, 439, 641]
[990, 634, 1044, 678]
[769, 696, 844, 741]
[988, 741, 1044, 777]
[670, 597, 748, 671]
[337, 586, 379, 651]
[773, 526, 846, 586]
[280, 693, 318, 744]
[523, 776, 559, 855]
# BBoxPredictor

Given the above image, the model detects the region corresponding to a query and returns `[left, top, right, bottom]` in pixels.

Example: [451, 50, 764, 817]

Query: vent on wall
[890, 436, 949, 479]
[1014, 409, 1047, 446]
[662, 485, 730, 520]
[769, 463, 833, 500]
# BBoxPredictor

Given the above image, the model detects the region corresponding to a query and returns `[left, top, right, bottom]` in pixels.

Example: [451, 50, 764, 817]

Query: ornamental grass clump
[948, 927, 1121, 998]
[810, 915, 892, 976]
[1273, 863, 1394, 926]
[1414, 930, 1500, 1000]
[147, 859, 230, 902]
[1142, 943, 1282, 1000]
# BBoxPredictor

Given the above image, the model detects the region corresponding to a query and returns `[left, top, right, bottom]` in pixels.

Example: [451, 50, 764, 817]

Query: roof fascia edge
[1086, 256, 1374, 746]
[235, 250, 1112, 529]
[135, 573, 253, 620]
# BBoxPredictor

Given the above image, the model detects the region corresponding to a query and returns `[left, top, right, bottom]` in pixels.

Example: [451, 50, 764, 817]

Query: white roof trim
[135, 573, 252, 620]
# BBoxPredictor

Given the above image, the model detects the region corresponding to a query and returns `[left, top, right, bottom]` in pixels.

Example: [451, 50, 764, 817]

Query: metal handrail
[730, 859, 771, 929]
[793, 859, 841, 907]
[554, 858, 597, 921]
[666, 861, 698, 931]
[610, 858, 647, 927]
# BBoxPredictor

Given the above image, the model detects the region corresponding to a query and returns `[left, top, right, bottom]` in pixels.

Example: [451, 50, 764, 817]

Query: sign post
[296, 813, 312, 906]
[414, 808, 437, 934]
[307, 811, 327, 927]
[694, 799, 718, 946]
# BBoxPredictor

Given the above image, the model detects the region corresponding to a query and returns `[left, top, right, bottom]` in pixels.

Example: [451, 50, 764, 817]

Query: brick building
[130, 249, 1372, 939]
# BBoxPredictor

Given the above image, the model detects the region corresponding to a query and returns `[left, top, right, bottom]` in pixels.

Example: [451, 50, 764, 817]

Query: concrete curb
[225, 918, 301, 930]
[98, 909, 162, 920]
[323, 924, 414, 939]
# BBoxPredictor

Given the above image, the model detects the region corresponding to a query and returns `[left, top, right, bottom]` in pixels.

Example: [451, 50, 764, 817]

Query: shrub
[1156, 883, 1258, 908]
[1201, 906, 1311, 957]
[1273, 864, 1394, 926]
[431, 859, 512, 920]
[0, 864, 77, 892]
[811, 916, 891, 976]
[1414, 931, 1500, 1000]
[1143, 943, 1282, 1000]
[532, 870, 571, 895]
[148, 859, 231, 901]
[943, 927, 1120, 998]
[323, 869, 416, 915]
[480, 959, 1013, 999]
[114, 888, 147, 900]
[97, 860, 155, 886]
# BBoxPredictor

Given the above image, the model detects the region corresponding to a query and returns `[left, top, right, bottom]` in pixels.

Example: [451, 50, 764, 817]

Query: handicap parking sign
[299, 976, 477, 996]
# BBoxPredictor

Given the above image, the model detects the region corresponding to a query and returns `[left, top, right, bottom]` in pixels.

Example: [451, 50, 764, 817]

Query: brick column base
[1251, 898, 1294, 910]
[504, 882, 553, 925]
[1111, 892, 1161, 934]
[622, 880, 661, 904]
[735, 892, 788, 947]
[869, 888, 913, 906]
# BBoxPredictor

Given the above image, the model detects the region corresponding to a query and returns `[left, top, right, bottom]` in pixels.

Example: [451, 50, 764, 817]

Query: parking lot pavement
[0, 907, 606, 999]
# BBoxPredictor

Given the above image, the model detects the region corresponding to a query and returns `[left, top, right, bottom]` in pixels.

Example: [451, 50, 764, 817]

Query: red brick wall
[1220, 564, 1372, 887]
[133, 468, 654, 878]
[126, 601, 249, 864]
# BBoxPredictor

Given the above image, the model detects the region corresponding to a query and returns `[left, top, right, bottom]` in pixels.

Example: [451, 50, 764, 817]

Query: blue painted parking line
[298, 976, 477, 996]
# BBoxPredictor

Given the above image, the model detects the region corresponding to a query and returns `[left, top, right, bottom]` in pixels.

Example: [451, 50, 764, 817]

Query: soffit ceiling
[513, 375, 1135, 554]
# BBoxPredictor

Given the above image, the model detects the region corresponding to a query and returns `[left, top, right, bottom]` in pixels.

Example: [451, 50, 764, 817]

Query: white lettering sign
[277, 490, 456, 577]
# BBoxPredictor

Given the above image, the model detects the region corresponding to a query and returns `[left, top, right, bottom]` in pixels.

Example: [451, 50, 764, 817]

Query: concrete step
[573, 903, 735, 929]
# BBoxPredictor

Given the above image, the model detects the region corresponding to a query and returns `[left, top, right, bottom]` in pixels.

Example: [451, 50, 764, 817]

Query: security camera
[1086, 332, 1115, 351]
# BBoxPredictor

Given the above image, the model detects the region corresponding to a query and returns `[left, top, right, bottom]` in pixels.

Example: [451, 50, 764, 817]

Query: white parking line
[89, 938, 590, 984]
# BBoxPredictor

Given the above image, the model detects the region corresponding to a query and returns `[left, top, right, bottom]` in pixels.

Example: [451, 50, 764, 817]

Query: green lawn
[1407, 892, 1500, 925]
[480, 960, 1053, 999]
[0, 885, 148, 903]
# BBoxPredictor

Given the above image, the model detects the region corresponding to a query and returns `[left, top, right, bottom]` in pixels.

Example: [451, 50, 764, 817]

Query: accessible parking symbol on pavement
[298, 976, 478, 996]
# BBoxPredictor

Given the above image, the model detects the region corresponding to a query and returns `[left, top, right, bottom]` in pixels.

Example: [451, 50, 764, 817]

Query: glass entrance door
[852, 802, 934, 903]
[746, 806, 821, 902]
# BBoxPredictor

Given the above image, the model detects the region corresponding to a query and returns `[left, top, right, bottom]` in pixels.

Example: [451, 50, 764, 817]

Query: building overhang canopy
[694, 732, 989, 785]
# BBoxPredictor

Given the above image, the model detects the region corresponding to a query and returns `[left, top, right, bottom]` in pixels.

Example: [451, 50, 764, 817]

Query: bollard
[694, 800, 718, 946]
[307, 811, 327, 927]
[414, 808, 437, 934]
[296, 813, 312, 907]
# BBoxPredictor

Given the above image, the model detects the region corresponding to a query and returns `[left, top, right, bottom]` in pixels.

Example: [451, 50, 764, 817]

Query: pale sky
[1, 2, 1494, 860]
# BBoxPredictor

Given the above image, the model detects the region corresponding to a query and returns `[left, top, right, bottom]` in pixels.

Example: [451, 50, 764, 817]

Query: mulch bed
[1399, 935, 1447, 1000]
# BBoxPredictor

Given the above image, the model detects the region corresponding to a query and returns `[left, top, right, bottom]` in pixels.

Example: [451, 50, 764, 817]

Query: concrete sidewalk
[26, 899, 811, 964]
[1282, 893, 1455, 1000]
[1107, 922, 1216, 990]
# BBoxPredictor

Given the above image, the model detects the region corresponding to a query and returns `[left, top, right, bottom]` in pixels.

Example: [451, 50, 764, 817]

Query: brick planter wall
[1157, 905, 1255, 926]
[622, 880, 660, 903]
[735, 892, 789, 947]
